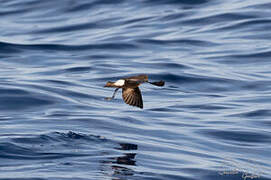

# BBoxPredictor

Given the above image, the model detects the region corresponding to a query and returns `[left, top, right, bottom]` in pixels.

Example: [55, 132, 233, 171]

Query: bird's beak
[104, 81, 114, 87]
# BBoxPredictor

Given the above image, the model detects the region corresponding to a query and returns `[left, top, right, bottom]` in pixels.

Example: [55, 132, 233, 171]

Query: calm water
[1, 0, 271, 179]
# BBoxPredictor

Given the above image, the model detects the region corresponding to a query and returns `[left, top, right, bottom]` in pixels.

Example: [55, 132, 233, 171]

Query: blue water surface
[1, 0, 271, 179]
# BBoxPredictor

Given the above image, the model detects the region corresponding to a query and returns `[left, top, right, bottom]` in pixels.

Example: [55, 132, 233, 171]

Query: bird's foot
[105, 97, 113, 100]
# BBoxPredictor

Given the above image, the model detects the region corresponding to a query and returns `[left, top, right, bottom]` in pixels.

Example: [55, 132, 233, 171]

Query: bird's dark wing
[122, 87, 143, 109]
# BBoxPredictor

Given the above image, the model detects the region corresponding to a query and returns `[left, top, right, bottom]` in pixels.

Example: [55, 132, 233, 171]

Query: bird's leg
[105, 88, 120, 100]
[111, 88, 120, 99]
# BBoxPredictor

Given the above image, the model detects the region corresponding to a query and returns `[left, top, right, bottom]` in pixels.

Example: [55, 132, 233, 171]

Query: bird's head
[104, 81, 115, 87]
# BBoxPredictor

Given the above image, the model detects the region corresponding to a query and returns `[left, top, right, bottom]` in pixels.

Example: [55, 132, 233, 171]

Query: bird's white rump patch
[114, 79, 125, 86]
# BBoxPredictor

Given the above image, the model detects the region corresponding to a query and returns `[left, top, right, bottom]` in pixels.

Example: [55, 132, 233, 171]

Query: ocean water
[1, 0, 271, 179]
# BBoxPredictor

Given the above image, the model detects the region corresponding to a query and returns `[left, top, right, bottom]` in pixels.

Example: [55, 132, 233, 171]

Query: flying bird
[104, 74, 164, 109]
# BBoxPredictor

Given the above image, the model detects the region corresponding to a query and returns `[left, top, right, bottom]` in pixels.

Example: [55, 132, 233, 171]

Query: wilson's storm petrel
[104, 74, 165, 109]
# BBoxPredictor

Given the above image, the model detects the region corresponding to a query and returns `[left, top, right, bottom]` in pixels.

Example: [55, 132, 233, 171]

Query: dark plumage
[122, 87, 143, 108]
[104, 74, 164, 109]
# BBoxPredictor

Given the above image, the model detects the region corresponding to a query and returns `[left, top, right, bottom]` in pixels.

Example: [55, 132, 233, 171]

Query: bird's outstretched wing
[126, 74, 148, 83]
[122, 87, 143, 109]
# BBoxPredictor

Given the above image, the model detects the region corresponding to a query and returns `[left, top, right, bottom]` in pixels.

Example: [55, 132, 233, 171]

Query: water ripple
[0, 87, 55, 111]
[1, 0, 271, 179]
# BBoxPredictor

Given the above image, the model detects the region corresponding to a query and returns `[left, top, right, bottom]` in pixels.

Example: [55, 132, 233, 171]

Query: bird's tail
[148, 80, 165, 87]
